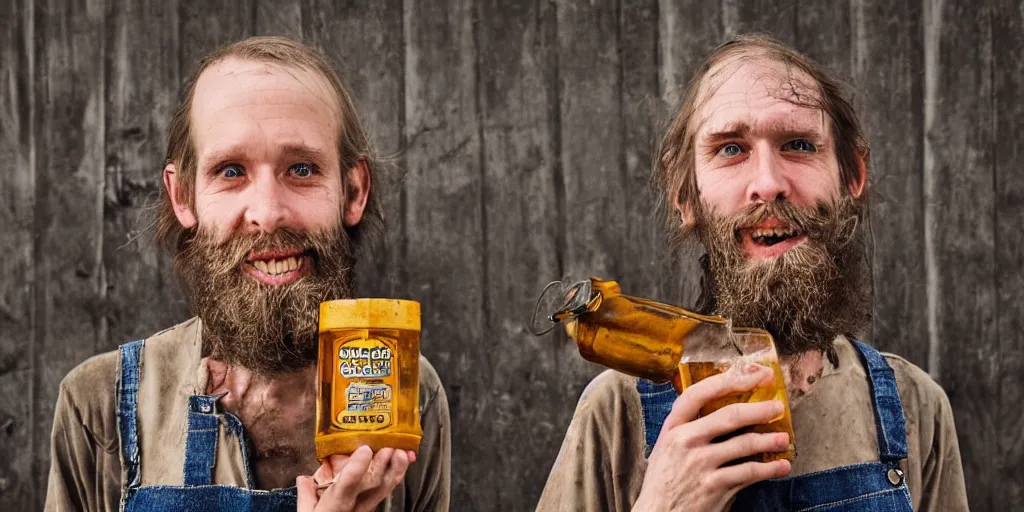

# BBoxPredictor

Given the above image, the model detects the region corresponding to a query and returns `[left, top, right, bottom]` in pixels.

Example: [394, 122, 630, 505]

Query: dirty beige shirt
[537, 336, 968, 511]
[44, 317, 451, 512]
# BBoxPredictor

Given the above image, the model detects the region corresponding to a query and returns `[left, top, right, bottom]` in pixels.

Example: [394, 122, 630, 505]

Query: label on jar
[333, 336, 396, 430]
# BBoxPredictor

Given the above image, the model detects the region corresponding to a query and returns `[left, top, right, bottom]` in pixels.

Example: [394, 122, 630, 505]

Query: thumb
[296, 475, 320, 512]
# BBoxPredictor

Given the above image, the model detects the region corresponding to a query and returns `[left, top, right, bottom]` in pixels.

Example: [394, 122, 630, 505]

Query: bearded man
[44, 37, 450, 512]
[536, 35, 968, 512]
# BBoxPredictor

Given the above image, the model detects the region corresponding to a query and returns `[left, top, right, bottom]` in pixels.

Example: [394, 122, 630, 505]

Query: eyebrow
[203, 143, 333, 167]
[699, 120, 827, 146]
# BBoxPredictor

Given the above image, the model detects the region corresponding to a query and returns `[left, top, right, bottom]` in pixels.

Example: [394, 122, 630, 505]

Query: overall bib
[638, 340, 915, 511]
[116, 339, 298, 511]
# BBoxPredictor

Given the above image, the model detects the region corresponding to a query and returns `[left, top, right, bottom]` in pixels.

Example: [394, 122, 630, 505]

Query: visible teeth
[253, 256, 304, 276]
[752, 227, 797, 239]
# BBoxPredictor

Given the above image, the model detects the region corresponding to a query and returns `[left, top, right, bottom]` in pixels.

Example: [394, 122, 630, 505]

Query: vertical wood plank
[925, 1, 996, 509]
[302, 0, 406, 299]
[851, 0, 927, 364]
[722, 0, 797, 44]
[475, 0, 560, 507]
[31, 0, 107, 498]
[0, 0, 35, 507]
[795, 0, 853, 83]
[255, 0, 302, 39]
[553, 0, 627, 471]
[403, 0, 485, 506]
[657, 1, 723, 309]
[103, 0, 189, 355]
[651, 0, 724, 307]
[618, 0, 666, 301]
[993, 0, 1024, 507]
[179, 0, 256, 77]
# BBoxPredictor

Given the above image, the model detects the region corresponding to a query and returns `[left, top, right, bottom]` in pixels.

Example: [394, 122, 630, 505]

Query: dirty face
[166, 57, 369, 374]
[685, 56, 870, 357]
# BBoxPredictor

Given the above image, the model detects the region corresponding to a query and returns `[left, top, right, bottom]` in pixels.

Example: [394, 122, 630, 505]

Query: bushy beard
[175, 224, 355, 375]
[692, 195, 871, 360]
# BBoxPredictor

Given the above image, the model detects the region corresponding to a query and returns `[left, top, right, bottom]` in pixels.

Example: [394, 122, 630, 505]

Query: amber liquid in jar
[315, 299, 423, 461]
[678, 342, 795, 463]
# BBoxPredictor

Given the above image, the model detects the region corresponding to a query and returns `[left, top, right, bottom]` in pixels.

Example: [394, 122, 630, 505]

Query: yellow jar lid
[319, 299, 421, 332]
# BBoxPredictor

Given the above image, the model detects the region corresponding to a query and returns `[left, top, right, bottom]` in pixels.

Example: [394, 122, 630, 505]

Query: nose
[242, 173, 288, 233]
[746, 144, 791, 204]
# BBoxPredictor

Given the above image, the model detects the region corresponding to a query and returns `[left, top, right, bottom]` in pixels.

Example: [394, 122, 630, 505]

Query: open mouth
[748, 226, 802, 247]
[739, 221, 806, 259]
[244, 248, 312, 285]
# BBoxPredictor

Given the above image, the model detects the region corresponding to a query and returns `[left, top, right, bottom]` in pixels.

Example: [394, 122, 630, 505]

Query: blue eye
[221, 165, 245, 178]
[290, 163, 317, 178]
[719, 143, 743, 158]
[785, 139, 817, 152]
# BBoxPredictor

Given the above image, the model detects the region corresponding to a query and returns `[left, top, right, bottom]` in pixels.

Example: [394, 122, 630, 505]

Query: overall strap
[116, 340, 145, 491]
[183, 395, 222, 486]
[850, 339, 909, 462]
[636, 378, 677, 456]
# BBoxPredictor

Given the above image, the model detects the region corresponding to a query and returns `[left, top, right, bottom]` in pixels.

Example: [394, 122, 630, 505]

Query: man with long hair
[537, 35, 967, 511]
[44, 37, 450, 512]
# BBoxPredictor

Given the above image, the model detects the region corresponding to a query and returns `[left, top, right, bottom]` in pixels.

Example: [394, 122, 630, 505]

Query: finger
[661, 363, 775, 434]
[323, 445, 374, 504]
[328, 450, 357, 481]
[406, 450, 417, 465]
[704, 431, 791, 467]
[358, 447, 395, 493]
[712, 458, 791, 490]
[312, 459, 336, 488]
[296, 475, 320, 512]
[354, 450, 411, 512]
[688, 400, 785, 444]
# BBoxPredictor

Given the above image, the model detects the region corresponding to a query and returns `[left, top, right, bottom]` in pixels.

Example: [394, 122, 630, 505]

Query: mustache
[177, 226, 344, 278]
[705, 196, 862, 248]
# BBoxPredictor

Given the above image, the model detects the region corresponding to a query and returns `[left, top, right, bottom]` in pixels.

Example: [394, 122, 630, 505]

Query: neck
[206, 358, 317, 408]
[779, 349, 826, 406]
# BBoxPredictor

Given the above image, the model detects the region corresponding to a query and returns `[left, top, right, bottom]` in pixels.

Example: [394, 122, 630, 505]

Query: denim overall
[638, 340, 915, 511]
[116, 339, 298, 511]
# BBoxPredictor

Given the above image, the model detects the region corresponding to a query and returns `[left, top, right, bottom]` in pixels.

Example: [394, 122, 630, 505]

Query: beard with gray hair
[174, 223, 355, 375]
[691, 195, 871, 364]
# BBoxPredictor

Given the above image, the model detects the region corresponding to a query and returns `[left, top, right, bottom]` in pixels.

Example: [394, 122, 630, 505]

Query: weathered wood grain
[178, 0, 255, 79]
[722, 0, 798, 44]
[402, 0, 485, 507]
[796, 0, 853, 84]
[656, 0, 723, 309]
[0, 0, 35, 507]
[551, 2, 627, 492]
[475, 0, 561, 507]
[301, 0, 407, 300]
[993, 0, 1024, 506]
[31, 0, 107, 501]
[102, 0, 189, 355]
[255, 0, 302, 39]
[619, 0, 667, 302]
[851, 0, 928, 365]
[925, 1, 997, 510]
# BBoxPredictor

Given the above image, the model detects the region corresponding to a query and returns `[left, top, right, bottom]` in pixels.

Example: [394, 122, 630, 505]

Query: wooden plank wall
[0, 1, 1020, 510]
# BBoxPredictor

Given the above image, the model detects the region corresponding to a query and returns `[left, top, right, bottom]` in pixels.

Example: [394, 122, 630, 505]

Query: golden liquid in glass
[315, 300, 423, 461]
[679, 360, 796, 463]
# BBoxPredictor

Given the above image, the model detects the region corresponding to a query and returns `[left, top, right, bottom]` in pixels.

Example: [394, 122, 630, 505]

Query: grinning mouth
[747, 225, 802, 247]
[245, 249, 312, 277]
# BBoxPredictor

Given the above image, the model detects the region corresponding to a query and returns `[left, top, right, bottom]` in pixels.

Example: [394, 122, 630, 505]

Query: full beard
[692, 195, 871, 361]
[175, 225, 355, 376]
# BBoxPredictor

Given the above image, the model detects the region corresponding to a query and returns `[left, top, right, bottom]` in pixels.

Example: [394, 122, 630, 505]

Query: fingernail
[743, 362, 762, 375]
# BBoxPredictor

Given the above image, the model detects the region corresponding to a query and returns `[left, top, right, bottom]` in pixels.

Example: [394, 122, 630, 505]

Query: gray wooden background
[1, 0, 1021, 510]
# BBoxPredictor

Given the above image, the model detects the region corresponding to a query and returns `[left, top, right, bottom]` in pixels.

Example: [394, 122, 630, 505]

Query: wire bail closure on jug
[528, 278, 602, 336]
